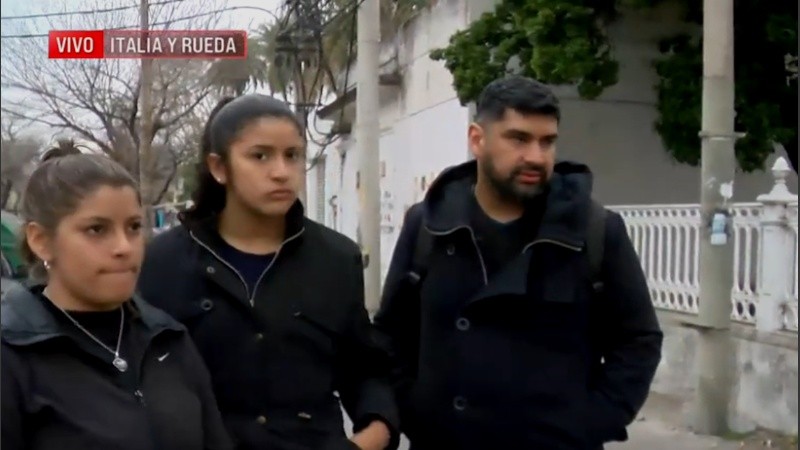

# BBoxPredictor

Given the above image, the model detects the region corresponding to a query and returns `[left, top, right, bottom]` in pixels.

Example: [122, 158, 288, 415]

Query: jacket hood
[420, 159, 596, 247]
[1, 281, 184, 347]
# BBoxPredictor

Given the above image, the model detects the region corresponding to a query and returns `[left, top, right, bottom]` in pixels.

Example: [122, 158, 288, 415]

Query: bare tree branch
[0, 116, 45, 209]
[0, 0, 228, 204]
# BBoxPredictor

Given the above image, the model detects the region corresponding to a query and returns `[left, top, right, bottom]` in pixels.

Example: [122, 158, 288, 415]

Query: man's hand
[350, 420, 391, 450]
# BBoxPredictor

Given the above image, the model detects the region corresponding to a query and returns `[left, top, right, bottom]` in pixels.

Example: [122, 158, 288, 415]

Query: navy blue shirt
[215, 237, 275, 295]
[469, 193, 546, 278]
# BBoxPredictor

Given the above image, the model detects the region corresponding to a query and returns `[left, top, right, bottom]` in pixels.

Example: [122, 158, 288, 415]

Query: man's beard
[481, 156, 549, 202]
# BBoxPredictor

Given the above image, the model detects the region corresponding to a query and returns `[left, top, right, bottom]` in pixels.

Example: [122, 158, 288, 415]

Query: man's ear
[468, 122, 485, 160]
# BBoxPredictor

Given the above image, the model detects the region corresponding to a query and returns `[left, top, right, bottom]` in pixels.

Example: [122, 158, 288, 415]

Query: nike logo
[157, 352, 170, 362]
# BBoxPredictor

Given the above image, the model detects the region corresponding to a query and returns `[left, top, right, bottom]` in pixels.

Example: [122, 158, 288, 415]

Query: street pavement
[344, 392, 792, 449]
[344, 420, 747, 450]
[344, 416, 746, 450]
[386, 419, 747, 450]
[607, 418, 745, 450]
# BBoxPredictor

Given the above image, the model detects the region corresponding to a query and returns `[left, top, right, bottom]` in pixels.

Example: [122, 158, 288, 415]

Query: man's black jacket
[137, 202, 400, 450]
[374, 160, 663, 450]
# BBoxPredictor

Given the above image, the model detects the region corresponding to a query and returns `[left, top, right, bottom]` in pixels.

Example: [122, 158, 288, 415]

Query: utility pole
[694, 0, 739, 435]
[355, 0, 381, 313]
[296, 70, 308, 206]
[139, 0, 155, 215]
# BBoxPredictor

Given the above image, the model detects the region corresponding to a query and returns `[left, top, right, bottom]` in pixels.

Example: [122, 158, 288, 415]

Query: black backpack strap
[587, 200, 607, 294]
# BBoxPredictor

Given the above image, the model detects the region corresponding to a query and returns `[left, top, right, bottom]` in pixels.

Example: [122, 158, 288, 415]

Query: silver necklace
[43, 289, 129, 373]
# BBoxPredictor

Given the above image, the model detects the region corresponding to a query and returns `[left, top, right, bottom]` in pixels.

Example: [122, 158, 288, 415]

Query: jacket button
[453, 396, 467, 411]
[205, 266, 215, 274]
[446, 244, 456, 256]
[455, 317, 470, 331]
[200, 299, 214, 311]
[256, 415, 267, 425]
[254, 333, 264, 342]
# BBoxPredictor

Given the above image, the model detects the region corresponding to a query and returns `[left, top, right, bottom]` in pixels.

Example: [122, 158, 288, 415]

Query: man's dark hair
[474, 75, 560, 123]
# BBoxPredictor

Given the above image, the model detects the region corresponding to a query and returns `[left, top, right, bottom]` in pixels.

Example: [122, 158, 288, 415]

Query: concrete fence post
[755, 157, 798, 332]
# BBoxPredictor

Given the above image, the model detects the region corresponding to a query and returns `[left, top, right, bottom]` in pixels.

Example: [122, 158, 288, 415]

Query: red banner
[49, 30, 248, 59]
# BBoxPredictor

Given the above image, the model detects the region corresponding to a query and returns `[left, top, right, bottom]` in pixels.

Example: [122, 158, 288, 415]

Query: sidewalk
[607, 392, 736, 449]
[608, 393, 796, 450]
[607, 417, 743, 450]
[356, 392, 796, 449]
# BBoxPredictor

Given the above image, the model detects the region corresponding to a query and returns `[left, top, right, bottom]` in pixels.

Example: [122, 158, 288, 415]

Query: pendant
[113, 356, 129, 373]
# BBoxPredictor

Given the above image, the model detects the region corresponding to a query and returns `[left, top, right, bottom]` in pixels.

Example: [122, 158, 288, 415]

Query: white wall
[379, 99, 470, 276]
[306, 0, 472, 283]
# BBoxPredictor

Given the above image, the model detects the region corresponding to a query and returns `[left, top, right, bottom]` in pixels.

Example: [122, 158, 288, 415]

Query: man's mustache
[510, 165, 547, 178]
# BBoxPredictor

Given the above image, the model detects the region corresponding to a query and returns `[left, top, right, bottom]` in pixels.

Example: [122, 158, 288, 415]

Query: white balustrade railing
[609, 157, 798, 332]
[612, 205, 702, 315]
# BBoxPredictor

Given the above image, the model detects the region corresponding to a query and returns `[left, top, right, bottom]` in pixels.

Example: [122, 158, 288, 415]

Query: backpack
[407, 200, 608, 294]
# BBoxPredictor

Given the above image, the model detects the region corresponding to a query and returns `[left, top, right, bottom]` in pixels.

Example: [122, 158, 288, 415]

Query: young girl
[1, 141, 232, 450]
[137, 95, 399, 450]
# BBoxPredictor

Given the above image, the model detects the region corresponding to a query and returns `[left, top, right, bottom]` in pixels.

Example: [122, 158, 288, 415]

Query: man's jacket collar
[419, 160, 595, 247]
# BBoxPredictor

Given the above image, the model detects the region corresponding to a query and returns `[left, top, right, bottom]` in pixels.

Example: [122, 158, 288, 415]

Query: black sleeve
[335, 251, 401, 450]
[2, 344, 28, 450]
[137, 234, 171, 311]
[178, 335, 234, 450]
[586, 212, 664, 444]
[137, 230, 195, 316]
[372, 204, 425, 435]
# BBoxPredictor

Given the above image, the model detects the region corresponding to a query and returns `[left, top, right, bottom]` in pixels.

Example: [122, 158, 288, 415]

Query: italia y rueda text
[48, 30, 247, 59]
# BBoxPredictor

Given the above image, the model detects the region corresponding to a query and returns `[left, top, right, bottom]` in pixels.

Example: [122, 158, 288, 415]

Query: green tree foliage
[430, 0, 620, 103]
[654, 1, 797, 172]
[431, 0, 798, 172]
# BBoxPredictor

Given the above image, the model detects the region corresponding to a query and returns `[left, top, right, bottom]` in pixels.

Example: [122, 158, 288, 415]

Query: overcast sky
[0, 0, 281, 36]
[0, 0, 282, 137]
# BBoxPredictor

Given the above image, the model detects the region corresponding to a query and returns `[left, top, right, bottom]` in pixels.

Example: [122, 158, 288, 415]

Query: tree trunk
[152, 163, 178, 205]
[295, 69, 310, 206]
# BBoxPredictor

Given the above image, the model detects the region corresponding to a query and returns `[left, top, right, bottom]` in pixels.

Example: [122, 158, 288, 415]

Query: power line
[304, 0, 360, 166]
[0, 6, 282, 39]
[0, 0, 184, 21]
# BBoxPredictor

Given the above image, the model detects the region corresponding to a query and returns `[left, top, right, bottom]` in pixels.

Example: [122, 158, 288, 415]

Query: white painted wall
[306, 0, 472, 282]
